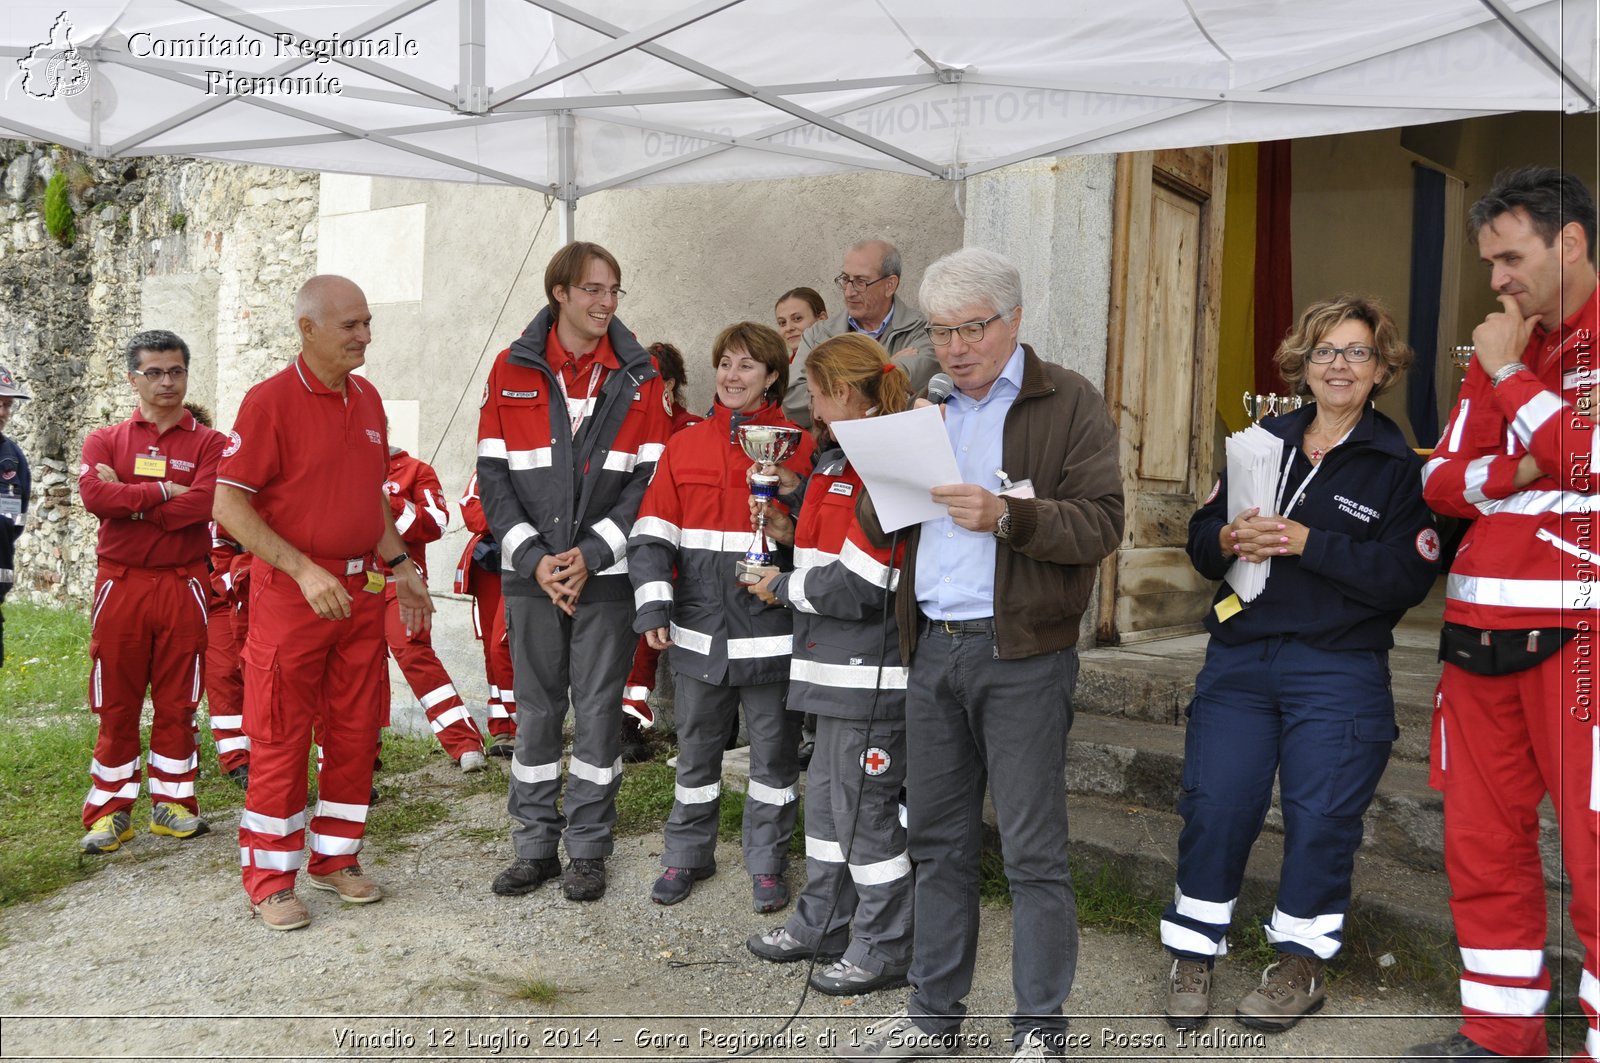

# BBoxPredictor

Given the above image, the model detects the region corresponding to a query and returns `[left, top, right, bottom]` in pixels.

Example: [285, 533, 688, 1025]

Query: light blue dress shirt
[914, 345, 1025, 620]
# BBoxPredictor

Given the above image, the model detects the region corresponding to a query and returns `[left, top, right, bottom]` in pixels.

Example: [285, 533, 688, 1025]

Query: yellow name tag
[133, 454, 168, 478]
[1213, 592, 1243, 623]
[364, 571, 387, 594]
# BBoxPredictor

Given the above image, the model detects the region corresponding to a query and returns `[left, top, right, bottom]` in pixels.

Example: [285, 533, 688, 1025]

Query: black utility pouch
[1439, 622, 1577, 676]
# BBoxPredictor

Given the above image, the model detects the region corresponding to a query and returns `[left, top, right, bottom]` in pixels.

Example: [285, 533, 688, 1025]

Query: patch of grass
[43, 172, 75, 245]
[500, 976, 565, 1005]
[1073, 862, 1164, 937]
[367, 797, 449, 844]
[615, 760, 675, 835]
[1, 602, 91, 715]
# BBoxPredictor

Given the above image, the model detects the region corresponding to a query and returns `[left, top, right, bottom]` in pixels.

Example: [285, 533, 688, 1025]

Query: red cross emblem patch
[860, 747, 891, 777]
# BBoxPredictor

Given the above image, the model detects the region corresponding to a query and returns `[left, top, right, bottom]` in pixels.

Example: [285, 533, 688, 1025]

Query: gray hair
[850, 238, 902, 279]
[918, 247, 1023, 322]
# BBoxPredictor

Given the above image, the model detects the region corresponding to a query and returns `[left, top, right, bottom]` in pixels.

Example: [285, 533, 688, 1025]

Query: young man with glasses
[784, 239, 939, 427]
[839, 248, 1123, 1062]
[0, 364, 32, 669]
[477, 241, 674, 903]
[77, 330, 227, 855]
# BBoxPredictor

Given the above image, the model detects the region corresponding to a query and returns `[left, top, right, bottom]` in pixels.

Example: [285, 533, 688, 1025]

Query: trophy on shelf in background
[1242, 391, 1305, 423]
[1452, 345, 1476, 376]
[734, 424, 803, 585]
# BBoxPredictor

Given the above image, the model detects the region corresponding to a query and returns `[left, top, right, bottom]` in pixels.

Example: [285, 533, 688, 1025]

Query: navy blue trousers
[1159, 637, 1396, 961]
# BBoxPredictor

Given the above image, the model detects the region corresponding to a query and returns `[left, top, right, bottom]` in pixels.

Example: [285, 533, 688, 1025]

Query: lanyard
[1274, 426, 1350, 517]
[554, 362, 604, 437]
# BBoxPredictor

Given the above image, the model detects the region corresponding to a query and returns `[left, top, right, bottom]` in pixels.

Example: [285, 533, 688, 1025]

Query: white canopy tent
[2, 0, 1596, 238]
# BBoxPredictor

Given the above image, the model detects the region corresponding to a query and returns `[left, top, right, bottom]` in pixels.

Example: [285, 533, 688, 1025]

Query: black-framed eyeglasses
[572, 284, 626, 301]
[926, 313, 1005, 347]
[835, 273, 891, 293]
[1308, 345, 1376, 364]
[134, 367, 189, 381]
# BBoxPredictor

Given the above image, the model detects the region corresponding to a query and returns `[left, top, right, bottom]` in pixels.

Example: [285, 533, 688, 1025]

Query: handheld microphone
[925, 373, 955, 405]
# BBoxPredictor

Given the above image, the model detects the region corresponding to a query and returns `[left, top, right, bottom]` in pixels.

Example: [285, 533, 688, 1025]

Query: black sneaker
[619, 718, 652, 763]
[650, 862, 716, 905]
[1400, 1033, 1547, 1059]
[487, 733, 516, 758]
[491, 857, 562, 896]
[563, 857, 607, 901]
[225, 764, 250, 789]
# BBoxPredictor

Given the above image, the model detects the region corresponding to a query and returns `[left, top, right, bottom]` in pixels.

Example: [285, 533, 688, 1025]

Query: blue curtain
[1407, 166, 1446, 444]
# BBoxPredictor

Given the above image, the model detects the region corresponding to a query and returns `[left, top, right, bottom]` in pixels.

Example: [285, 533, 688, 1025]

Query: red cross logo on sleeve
[860, 747, 891, 777]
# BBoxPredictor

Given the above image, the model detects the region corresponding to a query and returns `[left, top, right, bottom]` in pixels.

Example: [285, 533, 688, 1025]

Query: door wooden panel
[1098, 148, 1228, 645]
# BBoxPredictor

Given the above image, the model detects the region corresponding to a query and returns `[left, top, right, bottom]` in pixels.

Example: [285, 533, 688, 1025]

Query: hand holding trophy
[734, 424, 803, 585]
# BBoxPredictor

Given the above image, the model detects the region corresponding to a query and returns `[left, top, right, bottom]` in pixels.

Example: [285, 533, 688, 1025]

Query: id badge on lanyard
[133, 447, 169, 479]
[556, 363, 604, 438]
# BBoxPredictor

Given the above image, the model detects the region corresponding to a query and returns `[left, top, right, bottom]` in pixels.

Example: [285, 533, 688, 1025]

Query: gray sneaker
[1164, 957, 1212, 1030]
[1235, 952, 1325, 1031]
[809, 958, 910, 997]
[747, 925, 844, 964]
[835, 1013, 958, 1060]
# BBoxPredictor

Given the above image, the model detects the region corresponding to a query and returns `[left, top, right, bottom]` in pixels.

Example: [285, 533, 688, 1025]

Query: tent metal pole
[558, 110, 578, 243]
[1478, 0, 1598, 110]
[457, 0, 487, 113]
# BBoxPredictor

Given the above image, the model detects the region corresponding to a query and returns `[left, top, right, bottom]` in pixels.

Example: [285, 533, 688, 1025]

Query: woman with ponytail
[741, 332, 915, 997]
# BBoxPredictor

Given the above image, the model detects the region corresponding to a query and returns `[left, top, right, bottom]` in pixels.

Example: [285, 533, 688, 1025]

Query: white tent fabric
[3, 0, 1596, 208]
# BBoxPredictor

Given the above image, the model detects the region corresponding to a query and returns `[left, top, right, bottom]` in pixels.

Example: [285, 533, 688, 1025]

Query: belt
[919, 615, 996, 636]
[307, 555, 372, 577]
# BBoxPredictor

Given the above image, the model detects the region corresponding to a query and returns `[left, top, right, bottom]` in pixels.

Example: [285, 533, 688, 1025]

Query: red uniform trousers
[384, 583, 483, 760]
[1434, 639, 1600, 1061]
[238, 562, 387, 903]
[204, 595, 249, 773]
[84, 560, 209, 827]
[469, 573, 517, 742]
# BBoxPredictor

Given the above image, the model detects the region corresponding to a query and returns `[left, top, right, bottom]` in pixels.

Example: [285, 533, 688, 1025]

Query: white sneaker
[460, 750, 487, 773]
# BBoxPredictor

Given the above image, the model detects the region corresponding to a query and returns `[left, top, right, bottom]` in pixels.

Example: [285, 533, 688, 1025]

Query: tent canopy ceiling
[2, 0, 1595, 202]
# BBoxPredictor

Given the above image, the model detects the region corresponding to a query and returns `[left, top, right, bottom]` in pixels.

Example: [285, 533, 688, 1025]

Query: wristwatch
[994, 501, 1013, 541]
[386, 551, 410, 569]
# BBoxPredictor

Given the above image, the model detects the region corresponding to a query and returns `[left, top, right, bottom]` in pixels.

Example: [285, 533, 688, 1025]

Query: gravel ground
[0, 756, 1461, 1062]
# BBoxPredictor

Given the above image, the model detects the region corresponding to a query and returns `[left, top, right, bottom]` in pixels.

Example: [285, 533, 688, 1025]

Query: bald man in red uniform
[214, 275, 433, 932]
[78, 329, 226, 854]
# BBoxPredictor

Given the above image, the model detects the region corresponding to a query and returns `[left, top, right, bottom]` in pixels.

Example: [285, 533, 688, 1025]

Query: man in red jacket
[78, 330, 226, 854]
[1411, 166, 1600, 1061]
[383, 445, 487, 770]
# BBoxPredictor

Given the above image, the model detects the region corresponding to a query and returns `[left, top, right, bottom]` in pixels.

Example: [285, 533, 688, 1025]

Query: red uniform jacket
[80, 408, 226, 568]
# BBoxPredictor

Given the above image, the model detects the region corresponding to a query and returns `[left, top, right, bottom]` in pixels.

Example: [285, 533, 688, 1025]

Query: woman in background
[775, 287, 828, 361]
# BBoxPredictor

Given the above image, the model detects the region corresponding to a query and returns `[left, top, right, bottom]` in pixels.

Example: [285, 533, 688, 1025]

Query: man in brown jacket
[839, 247, 1124, 1062]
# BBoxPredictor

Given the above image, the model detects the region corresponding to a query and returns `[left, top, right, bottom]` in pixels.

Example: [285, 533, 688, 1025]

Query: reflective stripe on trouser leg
[661, 672, 738, 870]
[736, 679, 800, 876]
[385, 593, 483, 760]
[785, 715, 854, 956]
[204, 598, 250, 772]
[561, 596, 633, 859]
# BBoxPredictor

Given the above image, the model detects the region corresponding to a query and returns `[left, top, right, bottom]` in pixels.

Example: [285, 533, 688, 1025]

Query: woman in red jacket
[627, 323, 814, 911]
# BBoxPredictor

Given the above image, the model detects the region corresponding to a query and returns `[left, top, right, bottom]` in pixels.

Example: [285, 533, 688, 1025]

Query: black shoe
[487, 733, 515, 758]
[369, 785, 379, 803]
[491, 857, 562, 896]
[746, 925, 845, 964]
[563, 858, 607, 901]
[225, 764, 250, 789]
[619, 719, 652, 763]
[1400, 1033, 1547, 1059]
[650, 862, 716, 905]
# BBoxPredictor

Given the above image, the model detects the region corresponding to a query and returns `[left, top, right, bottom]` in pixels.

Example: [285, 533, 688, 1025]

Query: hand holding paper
[830, 405, 962, 532]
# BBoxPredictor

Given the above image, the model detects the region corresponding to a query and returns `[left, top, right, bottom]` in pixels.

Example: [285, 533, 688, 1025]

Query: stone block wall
[0, 140, 317, 605]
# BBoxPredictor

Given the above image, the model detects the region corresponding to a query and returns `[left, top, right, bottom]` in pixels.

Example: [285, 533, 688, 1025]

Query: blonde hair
[805, 333, 909, 417]
[1274, 294, 1411, 398]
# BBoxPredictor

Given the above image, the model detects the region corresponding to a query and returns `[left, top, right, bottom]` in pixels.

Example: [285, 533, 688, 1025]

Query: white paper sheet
[1222, 423, 1285, 603]
[830, 405, 964, 532]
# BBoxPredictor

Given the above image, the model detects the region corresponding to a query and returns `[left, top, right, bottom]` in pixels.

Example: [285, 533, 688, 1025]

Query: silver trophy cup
[735, 424, 804, 585]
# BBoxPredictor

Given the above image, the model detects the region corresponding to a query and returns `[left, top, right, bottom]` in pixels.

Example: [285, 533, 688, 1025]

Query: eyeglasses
[571, 284, 626, 301]
[926, 312, 1005, 346]
[835, 273, 891, 293]
[134, 367, 189, 381]
[1308, 345, 1376, 364]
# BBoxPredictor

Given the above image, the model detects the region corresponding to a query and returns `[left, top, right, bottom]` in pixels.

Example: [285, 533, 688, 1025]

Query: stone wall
[0, 140, 317, 605]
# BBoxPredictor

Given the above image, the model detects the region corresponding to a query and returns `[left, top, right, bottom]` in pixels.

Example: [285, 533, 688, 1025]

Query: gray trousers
[665, 674, 799, 874]
[905, 625, 1079, 1043]
[504, 594, 635, 861]
[785, 716, 913, 973]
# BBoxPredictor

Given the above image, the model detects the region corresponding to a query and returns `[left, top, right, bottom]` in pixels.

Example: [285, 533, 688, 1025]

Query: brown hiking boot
[1163, 957, 1212, 1030]
[1236, 951, 1325, 1031]
[251, 889, 311, 931]
[306, 864, 383, 904]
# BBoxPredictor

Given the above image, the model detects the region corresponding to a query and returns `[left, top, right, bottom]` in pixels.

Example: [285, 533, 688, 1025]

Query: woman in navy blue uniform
[1157, 296, 1439, 1033]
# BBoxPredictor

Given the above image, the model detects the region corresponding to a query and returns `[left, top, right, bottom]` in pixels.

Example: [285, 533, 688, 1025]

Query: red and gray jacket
[1423, 284, 1600, 630]
[768, 447, 907, 722]
[627, 400, 815, 686]
[476, 309, 673, 602]
[384, 448, 449, 579]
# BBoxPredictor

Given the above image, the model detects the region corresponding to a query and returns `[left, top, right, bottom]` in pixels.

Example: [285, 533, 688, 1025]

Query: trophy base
[734, 559, 768, 586]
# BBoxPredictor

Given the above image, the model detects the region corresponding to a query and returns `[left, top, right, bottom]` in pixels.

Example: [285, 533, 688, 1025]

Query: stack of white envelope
[1222, 423, 1284, 603]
